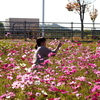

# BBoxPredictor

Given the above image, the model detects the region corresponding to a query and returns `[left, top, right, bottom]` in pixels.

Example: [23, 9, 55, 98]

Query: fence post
[24, 21, 27, 41]
[71, 22, 73, 41]
[12, 23, 15, 39]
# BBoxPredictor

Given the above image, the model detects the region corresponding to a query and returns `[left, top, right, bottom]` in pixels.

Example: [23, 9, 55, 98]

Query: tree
[0, 22, 4, 28]
[0, 22, 5, 36]
[66, 0, 96, 39]
[89, 5, 98, 30]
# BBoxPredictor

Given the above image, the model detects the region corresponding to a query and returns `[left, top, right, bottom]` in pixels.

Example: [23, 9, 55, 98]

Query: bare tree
[66, 0, 96, 39]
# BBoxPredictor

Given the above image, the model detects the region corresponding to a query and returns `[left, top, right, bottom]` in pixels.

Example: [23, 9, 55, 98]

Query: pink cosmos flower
[27, 92, 33, 96]
[0, 60, 3, 64]
[95, 79, 100, 85]
[48, 87, 60, 92]
[21, 54, 26, 60]
[12, 81, 23, 89]
[58, 78, 66, 82]
[87, 81, 92, 85]
[0, 75, 2, 77]
[16, 75, 22, 79]
[91, 85, 100, 93]
[5, 32, 11, 37]
[4, 84, 10, 88]
[48, 52, 56, 57]
[70, 66, 76, 69]
[71, 83, 81, 90]
[59, 90, 69, 94]
[7, 76, 13, 80]
[69, 81, 77, 85]
[9, 58, 14, 62]
[0, 53, 4, 56]
[72, 91, 78, 94]
[93, 70, 100, 77]
[88, 63, 97, 68]
[86, 93, 100, 100]
[30, 98, 36, 100]
[50, 82, 56, 86]
[57, 82, 65, 86]
[77, 43, 82, 46]
[42, 59, 52, 65]
[37, 54, 41, 58]
[0, 92, 15, 99]
[76, 93, 82, 97]
[35, 92, 41, 97]
[76, 76, 86, 81]
[68, 60, 74, 63]
[62, 67, 68, 70]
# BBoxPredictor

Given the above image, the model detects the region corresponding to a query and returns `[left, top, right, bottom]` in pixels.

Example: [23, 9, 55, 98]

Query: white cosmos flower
[25, 68, 31, 72]
[42, 90, 48, 95]
[20, 63, 26, 67]
[34, 80, 41, 85]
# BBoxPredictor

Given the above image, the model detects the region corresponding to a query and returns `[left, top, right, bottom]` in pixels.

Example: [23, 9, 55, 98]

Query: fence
[0, 21, 100, 40]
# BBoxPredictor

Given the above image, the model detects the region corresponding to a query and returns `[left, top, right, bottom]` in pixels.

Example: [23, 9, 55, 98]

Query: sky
[0, 0, 99, 24]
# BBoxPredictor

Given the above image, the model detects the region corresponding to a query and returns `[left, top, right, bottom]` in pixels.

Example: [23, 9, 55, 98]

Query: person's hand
[58, 42, 62, 48]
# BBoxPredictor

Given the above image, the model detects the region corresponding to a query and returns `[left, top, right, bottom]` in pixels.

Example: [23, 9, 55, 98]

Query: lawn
[0, 39, 100, 100]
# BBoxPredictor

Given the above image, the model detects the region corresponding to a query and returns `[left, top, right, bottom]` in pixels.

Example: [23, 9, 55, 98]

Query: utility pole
[42, 0, 45, 36]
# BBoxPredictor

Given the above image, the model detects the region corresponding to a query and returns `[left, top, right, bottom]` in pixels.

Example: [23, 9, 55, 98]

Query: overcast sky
[0, 0, 99, 23]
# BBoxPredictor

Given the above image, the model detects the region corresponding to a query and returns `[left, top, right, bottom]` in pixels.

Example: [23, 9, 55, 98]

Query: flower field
[0, 39, 100, 100]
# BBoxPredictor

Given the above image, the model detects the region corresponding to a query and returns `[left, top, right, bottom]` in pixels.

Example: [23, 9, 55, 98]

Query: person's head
[35, 37, 46, 49]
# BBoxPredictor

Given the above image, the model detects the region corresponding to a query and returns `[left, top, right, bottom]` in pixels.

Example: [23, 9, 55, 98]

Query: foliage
[0, 22, 5, 37]
[65, 1, 89, 14]
[0, 22, 4, 27]
[0, 39, 100, 100]
[65, 0, 95, 39]
[0, 22, 4, 31]
[89, 6, 98, 22]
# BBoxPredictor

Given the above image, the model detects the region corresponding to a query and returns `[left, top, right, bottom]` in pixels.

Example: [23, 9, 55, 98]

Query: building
[5, 18, 39, 31]
[5, 18, 39, 39]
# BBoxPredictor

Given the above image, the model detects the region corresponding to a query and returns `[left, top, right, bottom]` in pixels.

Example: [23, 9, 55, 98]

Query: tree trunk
[93, 20, 95, 30]
[79, 7, 84, 39]
[80, 4, 85, 40]
[81, 18, 84, 39]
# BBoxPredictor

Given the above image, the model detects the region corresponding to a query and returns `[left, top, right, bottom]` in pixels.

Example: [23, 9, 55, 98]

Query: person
[32, 37, 62, 67]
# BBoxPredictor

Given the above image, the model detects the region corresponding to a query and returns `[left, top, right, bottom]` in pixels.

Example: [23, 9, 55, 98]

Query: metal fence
[0, 21, 100, 39]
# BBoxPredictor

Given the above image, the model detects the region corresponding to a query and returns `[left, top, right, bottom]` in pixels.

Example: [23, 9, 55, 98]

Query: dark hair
[35, 37, 46, 49]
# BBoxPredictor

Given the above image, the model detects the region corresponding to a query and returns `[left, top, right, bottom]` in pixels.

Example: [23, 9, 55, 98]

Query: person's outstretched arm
[53, 42, 62, 53]
[41, 42, 62, 57]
